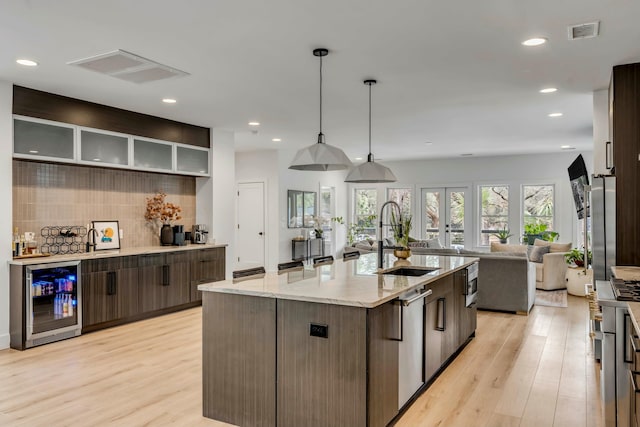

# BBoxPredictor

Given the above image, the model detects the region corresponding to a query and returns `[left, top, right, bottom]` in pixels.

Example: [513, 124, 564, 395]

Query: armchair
[532, 239, 571, 291]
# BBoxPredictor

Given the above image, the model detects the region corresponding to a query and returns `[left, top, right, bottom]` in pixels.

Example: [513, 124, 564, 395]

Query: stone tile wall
[12, 160, 196, 249]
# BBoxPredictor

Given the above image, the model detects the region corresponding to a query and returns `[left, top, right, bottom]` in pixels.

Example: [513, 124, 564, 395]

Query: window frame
[478, 184, 510, 247]
[521, 183, 556, 232]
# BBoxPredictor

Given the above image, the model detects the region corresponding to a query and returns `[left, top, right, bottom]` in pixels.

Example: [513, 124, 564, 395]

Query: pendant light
[289, 48, 353, 171]
[345, 79, 397, 183]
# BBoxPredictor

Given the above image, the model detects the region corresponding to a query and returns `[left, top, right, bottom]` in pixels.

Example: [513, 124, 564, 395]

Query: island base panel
[202, 292, 276, 427]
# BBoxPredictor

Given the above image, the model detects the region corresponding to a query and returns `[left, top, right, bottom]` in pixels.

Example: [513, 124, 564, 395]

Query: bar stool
[232, 266, 265, 283]
[277, 260, 304, 274]
[313, 255, 334, 267]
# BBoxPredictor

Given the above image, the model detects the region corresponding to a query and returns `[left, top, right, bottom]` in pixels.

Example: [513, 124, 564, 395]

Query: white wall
[1, 81, 13, 349]
[593, 88, 611, 175]
[235, 150, 280, 272]
[347, 151, 594, 251]
[197, 129, 236, 279]
[235, 149, 349, 271]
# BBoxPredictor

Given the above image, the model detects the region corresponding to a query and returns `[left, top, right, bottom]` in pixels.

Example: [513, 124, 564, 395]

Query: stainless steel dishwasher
[397, 287, 432, 409]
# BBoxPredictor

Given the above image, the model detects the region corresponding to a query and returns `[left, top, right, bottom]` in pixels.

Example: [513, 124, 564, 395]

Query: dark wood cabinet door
[190, 248, 225, 302]
[139, 253, 191, 312]
[82, 271, 115, 327]
[424, 297, 443, 380]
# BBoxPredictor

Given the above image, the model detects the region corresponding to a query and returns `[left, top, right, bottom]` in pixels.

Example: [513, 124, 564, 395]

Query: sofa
[345, 240, 535, 314]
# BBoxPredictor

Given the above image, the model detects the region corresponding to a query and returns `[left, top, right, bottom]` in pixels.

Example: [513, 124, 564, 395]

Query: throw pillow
[533, 238, 572, 253]
[354, 241, 373, 251]
[385, 236, 396, 247]
[529, 245, 550, 263]
[426, 238, 443, 249]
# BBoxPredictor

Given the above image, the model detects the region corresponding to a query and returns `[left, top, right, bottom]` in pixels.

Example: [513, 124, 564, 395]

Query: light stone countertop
[198, 253, 479, 308]
[628, 301, 640, 335]
[9, 243, 227, 265]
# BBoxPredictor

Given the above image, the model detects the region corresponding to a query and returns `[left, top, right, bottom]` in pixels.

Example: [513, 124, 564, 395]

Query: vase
[393, 248, 411, 259]
[160, 223, 174, 246]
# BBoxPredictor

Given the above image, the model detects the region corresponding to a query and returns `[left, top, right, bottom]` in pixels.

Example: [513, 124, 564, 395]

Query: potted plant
[491, 226, 513, 244]
[391, 212, 413, 259]
[144, 191, 182, 245]
[565, 247, 592, 267]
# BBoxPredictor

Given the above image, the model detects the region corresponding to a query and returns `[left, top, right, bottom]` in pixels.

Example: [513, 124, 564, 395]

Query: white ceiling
[2, 0, 640, 162]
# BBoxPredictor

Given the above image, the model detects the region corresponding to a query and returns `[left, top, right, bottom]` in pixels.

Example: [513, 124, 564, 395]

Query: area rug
[535, 289, 568, 307]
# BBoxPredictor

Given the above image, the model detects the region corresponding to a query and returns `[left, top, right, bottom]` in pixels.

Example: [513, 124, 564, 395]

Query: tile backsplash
[13, 160, 196, 249]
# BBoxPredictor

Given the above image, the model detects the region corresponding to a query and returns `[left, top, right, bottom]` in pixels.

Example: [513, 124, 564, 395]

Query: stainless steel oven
[463, 262, 478, 307]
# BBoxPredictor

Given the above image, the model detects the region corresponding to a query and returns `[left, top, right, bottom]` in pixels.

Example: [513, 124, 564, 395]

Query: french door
[421, 187, 470, 248]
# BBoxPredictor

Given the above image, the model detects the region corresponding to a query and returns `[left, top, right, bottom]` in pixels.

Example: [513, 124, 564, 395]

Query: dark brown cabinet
[424, 275, 456, 380]
[139, 253, 190, 313]
[82, 257, 138, 330]
[190, 248, 225, 302]
[81, 247, 225, 332]
[611, 63, 640, 266]
[455, 268, 477, 347]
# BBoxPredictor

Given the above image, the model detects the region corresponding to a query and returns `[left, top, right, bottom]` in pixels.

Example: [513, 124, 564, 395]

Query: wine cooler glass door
[26, 261, 82, 346]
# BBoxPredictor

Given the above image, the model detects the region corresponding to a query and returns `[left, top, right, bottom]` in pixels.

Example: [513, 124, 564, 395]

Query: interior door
[236, 182, 265, 269]
[319, 186, 336, 257]
[421, 187, 469, 248]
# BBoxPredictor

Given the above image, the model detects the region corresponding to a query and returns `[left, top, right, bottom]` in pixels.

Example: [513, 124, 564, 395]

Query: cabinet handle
[606, 141, 614, 169]
[436, 298, 446, 331]
[162, 265, 170, 286]
[107, 271, 117, 295]
[402, 289, 432, 306]
[625, 313, 633, 364]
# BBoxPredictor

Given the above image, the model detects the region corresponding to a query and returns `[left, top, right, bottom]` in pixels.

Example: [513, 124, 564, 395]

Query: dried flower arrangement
[145, 192, 182, 225]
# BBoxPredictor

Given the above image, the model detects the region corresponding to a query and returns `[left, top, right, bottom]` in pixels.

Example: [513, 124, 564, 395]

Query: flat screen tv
[567, 154, 590, 219]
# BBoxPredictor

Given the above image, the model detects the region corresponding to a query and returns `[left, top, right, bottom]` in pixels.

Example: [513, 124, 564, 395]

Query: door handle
[259, 232, 264, 236]
[436, 297, 446, 331]
[162, 265, 170, 286]
[107, 271, 117, 295]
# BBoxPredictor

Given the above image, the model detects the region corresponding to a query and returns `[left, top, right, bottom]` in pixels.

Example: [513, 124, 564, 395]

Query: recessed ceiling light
[272, 138, 281, 142]
[28, 150, 39, 154]
[355, 157, 363, 161]
[522, 37, 547, 46]
[540, 87, 557, 93]
[93, 158, 101, 162]
[248, 122, 260, 126]
[548, 112, 563, 117]
[561, 145, 575, 150]
[461, 153, 473, 157]
[162, 98, 177, 104]
[16, 59, 38, 67]
[424, 141, 433, 145]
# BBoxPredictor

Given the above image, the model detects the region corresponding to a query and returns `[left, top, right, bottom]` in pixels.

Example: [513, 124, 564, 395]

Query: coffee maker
[193, 224, 208, 244]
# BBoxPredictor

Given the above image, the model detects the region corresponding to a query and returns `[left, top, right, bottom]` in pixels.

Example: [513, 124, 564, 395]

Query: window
[479, 185, 509, 246]
[523, 184, 554, 230]
[387, 188, 412, 238]
[352, 188, 378, 242]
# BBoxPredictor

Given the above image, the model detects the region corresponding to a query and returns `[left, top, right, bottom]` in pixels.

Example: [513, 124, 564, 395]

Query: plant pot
[499, 238, 508, 244]
[393, 248, 411, 259]
[160, 224, 174, 246]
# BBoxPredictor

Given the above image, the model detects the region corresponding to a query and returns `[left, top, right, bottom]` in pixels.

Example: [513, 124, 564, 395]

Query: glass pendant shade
[289, 48, 352, 172]
[344, 79, 396, 183]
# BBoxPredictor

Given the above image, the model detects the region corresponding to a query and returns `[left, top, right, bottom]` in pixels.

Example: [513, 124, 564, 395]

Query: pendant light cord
[368, 82, 372, 155]
[319, 53, 323, 137]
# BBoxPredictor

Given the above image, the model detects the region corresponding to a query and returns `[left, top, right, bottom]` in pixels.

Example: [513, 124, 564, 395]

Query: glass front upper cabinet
[79, 128, 129, 167]
[133, 137, 173, 172]
[13, 116, 75, 161]
[176, 145, 209, 176]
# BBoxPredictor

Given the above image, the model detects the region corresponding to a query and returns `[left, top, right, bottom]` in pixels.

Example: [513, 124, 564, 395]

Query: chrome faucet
[86, 228, 99, 252]
[378, 201, 403, 270]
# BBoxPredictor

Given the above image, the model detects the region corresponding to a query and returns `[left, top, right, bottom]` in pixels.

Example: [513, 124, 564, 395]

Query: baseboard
[0, 333, 10, 350]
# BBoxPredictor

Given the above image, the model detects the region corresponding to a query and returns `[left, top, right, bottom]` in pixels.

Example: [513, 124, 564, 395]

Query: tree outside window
[480, 185, 509, 246]
[523, 185, 554, 230]
[387, 188, 412, 238]
[352, 188, 377, 242]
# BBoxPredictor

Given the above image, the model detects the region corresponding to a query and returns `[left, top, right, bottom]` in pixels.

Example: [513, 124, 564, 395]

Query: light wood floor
[0, 296, 603, 427]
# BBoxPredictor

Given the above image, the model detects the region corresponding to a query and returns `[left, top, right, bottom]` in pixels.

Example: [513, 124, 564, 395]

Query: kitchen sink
[381, 267, 439, 277]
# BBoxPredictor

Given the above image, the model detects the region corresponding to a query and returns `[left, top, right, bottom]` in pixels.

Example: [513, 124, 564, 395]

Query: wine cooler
[25, 260, 82, 348]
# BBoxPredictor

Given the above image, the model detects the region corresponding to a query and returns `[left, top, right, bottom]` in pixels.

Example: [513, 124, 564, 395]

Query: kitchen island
[199, 253, 479, 427]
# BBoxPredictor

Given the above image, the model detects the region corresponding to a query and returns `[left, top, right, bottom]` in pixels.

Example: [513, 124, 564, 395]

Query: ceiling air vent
[568, 21, 600, 40]
[67, 49, 189, 84]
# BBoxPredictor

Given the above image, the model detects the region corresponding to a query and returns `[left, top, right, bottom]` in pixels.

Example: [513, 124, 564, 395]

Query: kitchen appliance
[173, 225, 186, 246]
[25, 260, 81, 348]
[592, 175, 616, 281]
[193, 224, 208, 244]
[463, 262, 479, 307]
[396, 287, 432, 409]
